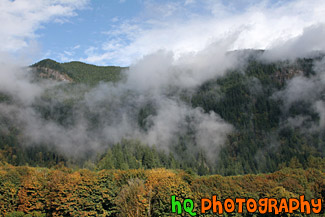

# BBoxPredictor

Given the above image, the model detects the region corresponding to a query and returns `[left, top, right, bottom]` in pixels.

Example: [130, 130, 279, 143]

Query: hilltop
[31, 59, 126, 84]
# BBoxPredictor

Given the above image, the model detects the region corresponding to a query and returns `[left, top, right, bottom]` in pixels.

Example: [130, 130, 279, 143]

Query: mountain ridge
[31, 58, 127, 84]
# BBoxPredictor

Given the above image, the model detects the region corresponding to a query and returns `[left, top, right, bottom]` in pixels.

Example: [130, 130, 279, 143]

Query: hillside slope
[0, 52, 324, 176]
[31, 59, 126, 84]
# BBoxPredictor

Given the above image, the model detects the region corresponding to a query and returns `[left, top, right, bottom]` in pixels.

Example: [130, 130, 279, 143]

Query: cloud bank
[80, 0, 325, 66]
[0, 42, 237, 160]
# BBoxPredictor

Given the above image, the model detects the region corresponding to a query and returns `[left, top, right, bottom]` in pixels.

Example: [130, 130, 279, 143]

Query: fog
[262, 24, 325, 61]
[1, 22, 325, 163]
[0, 41, 237, 160]
[272, 54, 325, 132]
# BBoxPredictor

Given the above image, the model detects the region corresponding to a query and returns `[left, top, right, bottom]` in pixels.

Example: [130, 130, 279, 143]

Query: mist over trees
[1, 36, 325, 217]
[0, 49, 324, 176]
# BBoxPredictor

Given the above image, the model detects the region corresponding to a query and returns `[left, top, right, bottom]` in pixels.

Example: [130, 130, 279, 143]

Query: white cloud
[82, 0, 325, 66]
[262, 24, 325, 61]
[73, 44, 80, 50]
[0, 0, 89, 52]
[184, 0, 195, 6]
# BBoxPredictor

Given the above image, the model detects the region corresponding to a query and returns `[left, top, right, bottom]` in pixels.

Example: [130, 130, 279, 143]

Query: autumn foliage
[0, 164, 324, 216]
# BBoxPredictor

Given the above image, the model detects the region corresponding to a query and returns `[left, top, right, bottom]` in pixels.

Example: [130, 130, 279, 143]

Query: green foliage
[1, 56, 325, 176]
[97, 140, 179, 170]
[32, 58, 126, 85]
[32, 59, 65, 73]
[61, 61, 125, 85]
[192, 58, 324, 175]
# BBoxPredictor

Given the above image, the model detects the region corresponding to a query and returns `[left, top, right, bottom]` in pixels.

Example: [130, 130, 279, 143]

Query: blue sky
[0, 0, 324, 66]
[38, 1, 142, 64]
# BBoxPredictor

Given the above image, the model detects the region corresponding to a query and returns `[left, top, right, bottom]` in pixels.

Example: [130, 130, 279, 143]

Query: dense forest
[0, 51, 324, 216]
[1, 53, 324, 175]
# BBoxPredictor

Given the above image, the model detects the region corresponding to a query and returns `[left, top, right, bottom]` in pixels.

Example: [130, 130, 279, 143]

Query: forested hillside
[192, 58, 324, 175]
[32, 59, 125, 84]
[0, 52, 324, 176]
